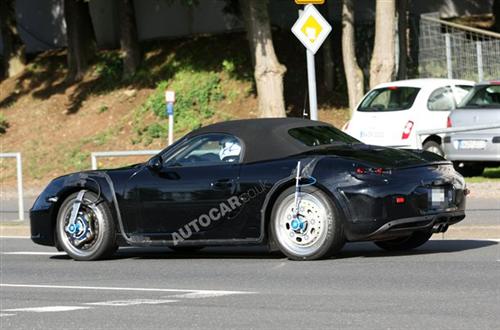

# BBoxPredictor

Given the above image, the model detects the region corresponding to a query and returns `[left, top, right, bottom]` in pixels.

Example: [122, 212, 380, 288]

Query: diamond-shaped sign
[291, 4, 332, 54]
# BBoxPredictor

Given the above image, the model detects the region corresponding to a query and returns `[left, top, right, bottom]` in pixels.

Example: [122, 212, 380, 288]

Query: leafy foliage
[133, 70, 224, 145]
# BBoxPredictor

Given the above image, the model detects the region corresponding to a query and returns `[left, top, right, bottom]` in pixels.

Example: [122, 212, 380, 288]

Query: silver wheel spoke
[275, 193, 329, 257]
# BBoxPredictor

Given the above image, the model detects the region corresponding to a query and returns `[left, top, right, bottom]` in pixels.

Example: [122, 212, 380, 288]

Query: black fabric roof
[187, 118, 332, 163]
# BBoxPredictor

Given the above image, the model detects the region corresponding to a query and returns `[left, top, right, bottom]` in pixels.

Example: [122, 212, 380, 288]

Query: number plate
[431, 188, 445, 203]
[458, 140, 487, 150]
[360, 131, 384, 139]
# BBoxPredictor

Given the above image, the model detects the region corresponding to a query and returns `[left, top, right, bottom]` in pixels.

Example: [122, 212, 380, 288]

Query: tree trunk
[320, 5, 334, 93]
[493, 0, 500, 32]
[0, 0, 26, 78]
[397, 0, 408, 80]
[64, 0, 96, 81]
[369, 0, 396, 88]
[240, 0, 287, 118]
[342, 0, 364, 112]
[118, 0, 141, 77]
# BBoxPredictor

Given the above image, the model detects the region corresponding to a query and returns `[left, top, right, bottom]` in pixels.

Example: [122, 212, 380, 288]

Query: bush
[0, 112, 9, 134]
[134, 70, 223, 144]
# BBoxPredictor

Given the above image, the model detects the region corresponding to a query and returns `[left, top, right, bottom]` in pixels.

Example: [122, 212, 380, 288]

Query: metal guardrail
[417, 123, 500, 146]
[91, 150, 162, 170]
[0, 153, 24, 221]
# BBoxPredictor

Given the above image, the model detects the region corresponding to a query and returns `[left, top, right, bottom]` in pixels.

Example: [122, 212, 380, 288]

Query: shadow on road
[49, 239, 497, 261]
[335, 239, 498, 259]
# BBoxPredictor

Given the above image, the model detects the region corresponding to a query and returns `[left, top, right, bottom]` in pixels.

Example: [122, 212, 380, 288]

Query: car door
[130, 134, 242, 239]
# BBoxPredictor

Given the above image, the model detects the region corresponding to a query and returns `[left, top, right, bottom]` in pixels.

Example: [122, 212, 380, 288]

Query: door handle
[211, 179, 234, 190]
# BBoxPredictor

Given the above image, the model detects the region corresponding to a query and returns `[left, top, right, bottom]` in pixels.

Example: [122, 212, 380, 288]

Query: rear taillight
[401, 121, 414, 140]
[353, 167, 392, 176]
[447, 116, 452, 128]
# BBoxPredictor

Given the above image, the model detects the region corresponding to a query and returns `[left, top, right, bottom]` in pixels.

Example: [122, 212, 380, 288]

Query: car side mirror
[147, 156, 162, 171]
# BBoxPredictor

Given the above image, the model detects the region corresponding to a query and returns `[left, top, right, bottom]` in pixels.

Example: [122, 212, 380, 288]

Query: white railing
[0, 153, 24, 221]
[417, 123, 500, 146]
[91, 150, 162, 170]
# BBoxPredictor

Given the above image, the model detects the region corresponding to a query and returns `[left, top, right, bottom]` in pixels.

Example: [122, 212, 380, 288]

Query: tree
[320, 4, 334, 93]
[239, 0, 287, 118]
[341, 0, 364, 112]
[64, 0, 96, 81]
[369, 0, 396, 88]
[493, 0, 500, 32]
[397, 0, 409, 80]
[0, 0, 26, 78]
[118, 0, 141, 76]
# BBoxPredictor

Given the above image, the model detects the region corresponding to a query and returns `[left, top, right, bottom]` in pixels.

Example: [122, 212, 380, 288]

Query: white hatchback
[344, 79, 474, 156]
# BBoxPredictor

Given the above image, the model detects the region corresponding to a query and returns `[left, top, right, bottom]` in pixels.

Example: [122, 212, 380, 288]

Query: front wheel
[57, 191, 117, 261]
[270, 186, 344, 261]
[374, 230, 433, 252]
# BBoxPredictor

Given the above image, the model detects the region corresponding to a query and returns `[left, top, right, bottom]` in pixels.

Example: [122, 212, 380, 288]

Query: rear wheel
[423, 140, 444, 157]
[57, 191, 117, 261]
[270, 186, 344, 261]
[374, 230, 433, 251]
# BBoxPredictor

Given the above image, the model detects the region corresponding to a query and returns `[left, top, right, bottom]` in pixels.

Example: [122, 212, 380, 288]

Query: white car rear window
[358, 87, 420, 112]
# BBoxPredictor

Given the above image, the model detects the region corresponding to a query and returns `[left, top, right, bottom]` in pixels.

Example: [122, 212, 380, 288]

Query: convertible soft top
[188, 118, 331, 163]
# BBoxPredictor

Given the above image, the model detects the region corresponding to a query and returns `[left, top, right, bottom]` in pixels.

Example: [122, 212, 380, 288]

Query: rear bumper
[444, 133, 500, 161]
[364, 210, 465, 241]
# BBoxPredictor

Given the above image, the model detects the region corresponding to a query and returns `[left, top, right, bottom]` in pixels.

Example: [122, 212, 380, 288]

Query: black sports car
[31, 118, 467, 261]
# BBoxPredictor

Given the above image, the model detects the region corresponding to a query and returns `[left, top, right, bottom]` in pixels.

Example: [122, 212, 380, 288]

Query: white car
[344, 79, 474, 156]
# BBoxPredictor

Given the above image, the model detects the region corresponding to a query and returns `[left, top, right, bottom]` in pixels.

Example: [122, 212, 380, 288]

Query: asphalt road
[1, 237, 499, 329]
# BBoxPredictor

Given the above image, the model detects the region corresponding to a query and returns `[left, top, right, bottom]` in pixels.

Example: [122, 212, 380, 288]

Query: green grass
[465, 167, 500, 183]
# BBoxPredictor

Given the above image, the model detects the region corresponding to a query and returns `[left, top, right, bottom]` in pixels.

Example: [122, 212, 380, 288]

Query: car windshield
[358, 87, 420, 112]
[458, 84, 500, 108]
[289, 126, 360, 147]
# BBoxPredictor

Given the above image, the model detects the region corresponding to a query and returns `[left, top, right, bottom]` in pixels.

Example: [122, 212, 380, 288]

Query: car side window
[165, 134, 242, 167]
[427, 87, 455, 111]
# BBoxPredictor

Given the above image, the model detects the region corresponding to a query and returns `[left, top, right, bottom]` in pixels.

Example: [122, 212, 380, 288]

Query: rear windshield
[289, 126, 360, 147]
[458, 85, 500, 108]
[358, 87, 420, 112]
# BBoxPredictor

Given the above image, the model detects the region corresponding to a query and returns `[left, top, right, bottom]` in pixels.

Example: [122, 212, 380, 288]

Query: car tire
[57, 191, 117, 261]
[423, 140, 444, 157]
[270, 186, 344, 261]
[374, 230, 433, 251]
[454, 163, 485, 177]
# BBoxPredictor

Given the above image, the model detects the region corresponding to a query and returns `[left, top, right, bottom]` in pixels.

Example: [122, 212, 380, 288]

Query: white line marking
[3, 306, 91, 313]
[0, 283, 254, 295]
[2, 251, 66, 256]
[0, 313, 16, 317]
[168, 292, 238, 299]
[0, 236, 30, 239]
[86, 299, 177, 307]
[430, 238, 500, 242]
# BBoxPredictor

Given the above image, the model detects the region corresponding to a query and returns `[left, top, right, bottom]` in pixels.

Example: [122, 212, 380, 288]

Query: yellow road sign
[295, 0, 325, 4]
[291, 4, 332, 54]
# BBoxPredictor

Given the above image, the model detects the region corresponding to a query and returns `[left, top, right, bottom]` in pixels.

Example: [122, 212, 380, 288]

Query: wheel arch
[260, 179, 347, 246]
[422, 134, 442, 146]
[51, 181, 115, 247]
